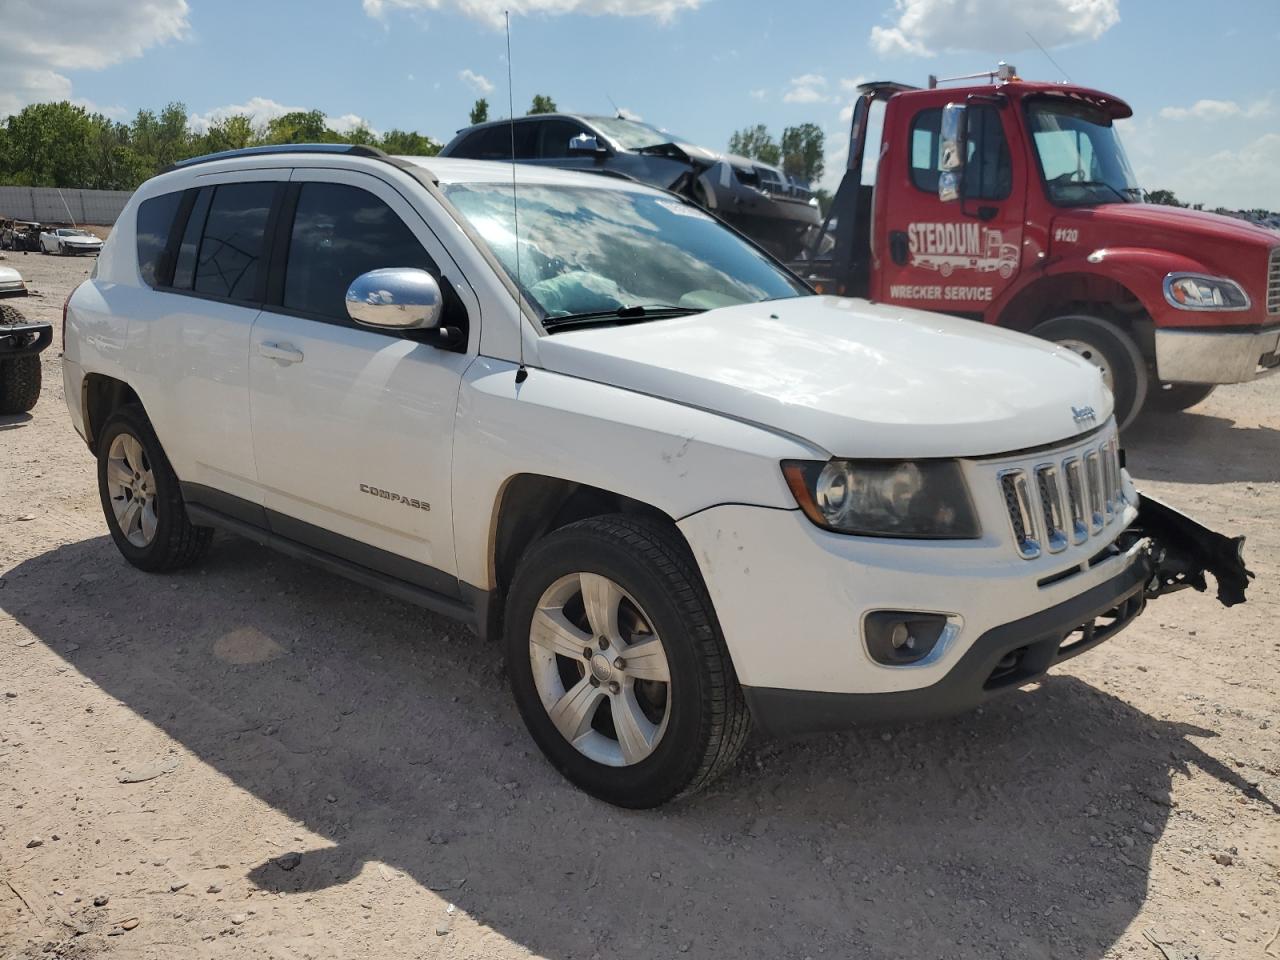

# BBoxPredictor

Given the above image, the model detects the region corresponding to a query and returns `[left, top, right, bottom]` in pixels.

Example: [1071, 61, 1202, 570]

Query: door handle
[889, 231, 910, 266]
[258, 341, 304, 364]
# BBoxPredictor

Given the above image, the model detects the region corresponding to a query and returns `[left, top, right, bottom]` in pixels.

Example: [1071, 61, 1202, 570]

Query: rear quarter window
[135, 191, 183, 287]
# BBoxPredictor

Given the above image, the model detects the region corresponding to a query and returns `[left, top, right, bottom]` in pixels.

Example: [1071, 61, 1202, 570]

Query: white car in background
[40, 227, 103, 255]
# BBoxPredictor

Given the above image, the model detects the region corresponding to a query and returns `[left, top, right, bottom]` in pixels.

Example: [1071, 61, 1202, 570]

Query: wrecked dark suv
[440, 114, 822, 259]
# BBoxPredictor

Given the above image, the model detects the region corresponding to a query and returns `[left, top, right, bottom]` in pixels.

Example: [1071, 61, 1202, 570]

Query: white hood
[535, 296, 1113, 459]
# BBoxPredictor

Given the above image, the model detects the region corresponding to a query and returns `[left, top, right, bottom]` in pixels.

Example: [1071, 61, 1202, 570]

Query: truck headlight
[781, 459, 981, 538]
[1163, 273, 1250, 311]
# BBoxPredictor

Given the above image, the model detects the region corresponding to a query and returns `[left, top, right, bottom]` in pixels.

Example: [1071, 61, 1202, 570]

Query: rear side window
[454, 124, 535, 159]
[135, 191, 182, 287]
[283, 182, 437, 321]
[171, 187, 212, 290]
[191, 182, 276, 302]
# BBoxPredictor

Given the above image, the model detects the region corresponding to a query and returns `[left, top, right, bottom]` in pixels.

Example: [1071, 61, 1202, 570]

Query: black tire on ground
[0, 304, 42, 414]
[96, 405, 213, 572]
[1030, 314, 1149, 430]
[504, 514, 751, 808]
[1147, 382, 1216, 413]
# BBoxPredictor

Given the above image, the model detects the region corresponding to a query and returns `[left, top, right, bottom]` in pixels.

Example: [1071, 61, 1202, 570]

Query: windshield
[1026, 99, 1140, 207]
[57, 229, 91, 236]
[586, 117, 687, 151]
[443, 183, 809, 322]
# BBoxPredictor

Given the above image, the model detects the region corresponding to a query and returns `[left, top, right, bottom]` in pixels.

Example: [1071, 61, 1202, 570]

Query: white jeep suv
[62, 145, 1249, 807]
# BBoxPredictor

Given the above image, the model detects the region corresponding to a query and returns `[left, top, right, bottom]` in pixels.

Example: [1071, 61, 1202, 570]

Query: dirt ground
[1, 249, 1277, 960]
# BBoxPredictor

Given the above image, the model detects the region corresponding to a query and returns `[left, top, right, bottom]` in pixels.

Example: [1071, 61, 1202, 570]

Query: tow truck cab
[797, 65, 1280, 428]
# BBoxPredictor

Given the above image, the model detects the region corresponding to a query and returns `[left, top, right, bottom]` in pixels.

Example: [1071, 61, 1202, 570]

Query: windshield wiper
[1056, 179, 1135, 204]
[542, 304, 705, 332]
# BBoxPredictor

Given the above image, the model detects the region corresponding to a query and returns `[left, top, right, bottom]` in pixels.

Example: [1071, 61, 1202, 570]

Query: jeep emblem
[1071, 405, 1096, 424]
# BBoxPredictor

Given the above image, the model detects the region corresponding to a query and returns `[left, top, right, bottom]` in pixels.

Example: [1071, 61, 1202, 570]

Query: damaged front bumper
[743, 495, 1253, 737]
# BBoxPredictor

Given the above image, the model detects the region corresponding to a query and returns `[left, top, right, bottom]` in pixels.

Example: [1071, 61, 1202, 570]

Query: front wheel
[97, 405, 212, 572]
[1147, 382, 1216, 413]
[1031, 314, 1149, 430]
[504, 515, 750, 807]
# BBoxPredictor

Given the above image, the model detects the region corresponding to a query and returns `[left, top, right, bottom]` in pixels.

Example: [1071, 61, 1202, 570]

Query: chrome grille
[1033, 464, 1068, 553]
[1268, 246, 1280, 315]
[1001, 437, 1124, 560]
[999, 470, 1040, 559]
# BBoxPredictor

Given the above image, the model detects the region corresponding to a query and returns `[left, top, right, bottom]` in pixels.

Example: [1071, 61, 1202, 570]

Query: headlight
[781, 459, 981, 538]
[1163, 273, 1250, 311]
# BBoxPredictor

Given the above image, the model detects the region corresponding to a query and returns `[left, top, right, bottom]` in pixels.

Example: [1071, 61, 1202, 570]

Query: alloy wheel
[105, 432, 159, 548]
[528, 572, 672, 767]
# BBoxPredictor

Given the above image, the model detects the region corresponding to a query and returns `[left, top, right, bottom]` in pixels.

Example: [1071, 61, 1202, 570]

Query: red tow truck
[796, 63, 1280, 427]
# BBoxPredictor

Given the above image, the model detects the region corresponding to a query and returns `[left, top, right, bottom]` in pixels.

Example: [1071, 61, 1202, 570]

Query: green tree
[197, 115, 257, 155]
[1146, 188, 1184, 207]
[469, 98, 490, 125]
[780, 123, 824, 184]
[264, 109, 336, 144]
[0, 101, 99, 187]
[728, 124, 781, 166]
[378, 129, 441, 156]
[341, 123, 379, 146]
[527, 94, 557, 115]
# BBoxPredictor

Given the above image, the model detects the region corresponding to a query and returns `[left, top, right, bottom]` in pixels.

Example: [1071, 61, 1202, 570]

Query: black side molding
[182, 491, 484, 632]
[1134, 494, 1254, 607]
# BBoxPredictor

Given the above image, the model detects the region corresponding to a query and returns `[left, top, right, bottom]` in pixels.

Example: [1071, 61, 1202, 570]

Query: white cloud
[1159, 97, 1272, 121]
[1158, 133, 1280, 210]
[363, 0, 699, 29]
[0, 0, 189, 116]
[749, 88, 767, 101]
[187, 97, 376, 137]
[783, 73, 831, 104]
[459, 68, 494, 94]
[869, 0, 1119, 57]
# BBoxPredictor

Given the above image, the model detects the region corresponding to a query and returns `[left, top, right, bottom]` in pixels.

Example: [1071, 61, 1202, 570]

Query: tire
[504, 514, 751, 807]
[1147, 382, 1216, 413]
[0, 304, 41, 414]
[96, 405, 213, 572]
[1031, 314, 1149, 430]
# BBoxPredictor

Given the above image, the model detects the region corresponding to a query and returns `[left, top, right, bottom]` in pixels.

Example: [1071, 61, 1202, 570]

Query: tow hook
[1130, 494, 1254, 607]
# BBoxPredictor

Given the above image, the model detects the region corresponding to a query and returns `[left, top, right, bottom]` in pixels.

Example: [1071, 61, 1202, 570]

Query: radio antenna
[506, 10, 528, 385]
[1025, 31, 1072, 83]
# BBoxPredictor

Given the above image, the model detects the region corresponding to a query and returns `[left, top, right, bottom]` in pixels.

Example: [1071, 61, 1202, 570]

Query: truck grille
[999, 437, 1123, 560]
[1268, 246, 1280, 315]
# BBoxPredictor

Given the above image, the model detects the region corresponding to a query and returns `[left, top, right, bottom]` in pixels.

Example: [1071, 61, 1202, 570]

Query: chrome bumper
[1155, 325, 1280, 384]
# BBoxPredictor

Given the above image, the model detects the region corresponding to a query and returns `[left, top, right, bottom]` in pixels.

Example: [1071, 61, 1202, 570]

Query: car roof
[395, 155, 663, 194]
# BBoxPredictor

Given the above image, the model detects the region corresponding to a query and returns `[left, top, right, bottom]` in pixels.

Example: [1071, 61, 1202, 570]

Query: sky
[2, 0, 1278, 209]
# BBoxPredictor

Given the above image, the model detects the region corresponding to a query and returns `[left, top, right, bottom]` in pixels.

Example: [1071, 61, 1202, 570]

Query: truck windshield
[1027, 99, 1141, 207]
[586, 117, 687, 151]
[443, 182, 810, 323]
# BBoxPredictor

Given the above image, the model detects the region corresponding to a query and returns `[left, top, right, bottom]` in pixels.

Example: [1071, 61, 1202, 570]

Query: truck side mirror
[568, 134, 606, 154]
[938, 103, 967, 203]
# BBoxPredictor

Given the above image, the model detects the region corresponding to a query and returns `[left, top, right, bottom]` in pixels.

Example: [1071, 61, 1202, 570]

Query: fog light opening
[865, 611, 951, 666]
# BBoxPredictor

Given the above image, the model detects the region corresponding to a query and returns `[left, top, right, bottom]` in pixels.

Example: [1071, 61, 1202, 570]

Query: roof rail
[166, 143, 391, 172]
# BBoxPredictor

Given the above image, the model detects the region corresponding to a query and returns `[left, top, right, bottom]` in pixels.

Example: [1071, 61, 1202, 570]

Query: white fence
[0, 186, 132, 225]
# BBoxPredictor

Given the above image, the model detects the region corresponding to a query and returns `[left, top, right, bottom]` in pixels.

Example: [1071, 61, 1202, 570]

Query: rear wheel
[1031, 314, 1149, 430]
[97, 405, 212, 571]
[504, 514, 750, 807]
[1147, 382, 1216, 413]
[0, 304, 41, 414]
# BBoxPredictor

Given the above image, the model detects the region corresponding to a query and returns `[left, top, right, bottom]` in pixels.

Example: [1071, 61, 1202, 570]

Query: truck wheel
[1031, 314, 1149, 430]
[1147, 383, 1216, 413]
[97, 405, 213, 572]
[504, 514, 750, 808]
[0, 304, 42, 414]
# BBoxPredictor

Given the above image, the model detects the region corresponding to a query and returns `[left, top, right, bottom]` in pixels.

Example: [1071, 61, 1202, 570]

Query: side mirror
[568, 134, 606, 154]
[345, 268, 443, 331]
[938, 102, 967, 203]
